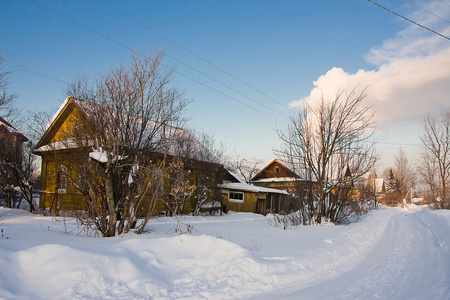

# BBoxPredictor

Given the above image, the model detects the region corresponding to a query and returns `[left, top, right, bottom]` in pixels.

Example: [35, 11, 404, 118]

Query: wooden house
[220, 170, 289, 215]
[250, 159, 314, 197]
[0, 116, 28, 164]
[0, 116, 29, 205]
[33, 97, 226, 214]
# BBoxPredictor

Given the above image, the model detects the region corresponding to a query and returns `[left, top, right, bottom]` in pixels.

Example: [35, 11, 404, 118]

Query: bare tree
[169, 129, 224, 216]
[0, 53, 18, 120]
[227, 155, 262, 183]
[394, 147, 415, 199]
[276, 87, 376, 224]
[64, 50, 189, 236]
[419, 108, 450, 209]
[0, 53, 38, 211]
[0, 141, 39, 211]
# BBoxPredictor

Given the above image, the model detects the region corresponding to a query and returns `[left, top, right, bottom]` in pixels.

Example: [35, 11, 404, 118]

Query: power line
[29, 0, 286, 125]
[365, 0, 450, 41]
[403, 0, 450, 24]
[191, 122, 271, 148]
[63, 0, 289, 120]
[375, 141, 421, 146]
[96, 0, 291, 112]
[4, 60, 67, 84]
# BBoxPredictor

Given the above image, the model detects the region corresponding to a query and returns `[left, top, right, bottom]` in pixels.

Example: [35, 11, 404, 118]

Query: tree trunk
[104, 166, 117, 237]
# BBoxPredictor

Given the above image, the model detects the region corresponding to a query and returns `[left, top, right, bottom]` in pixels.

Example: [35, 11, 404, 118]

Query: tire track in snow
[270, 208, 450, 299]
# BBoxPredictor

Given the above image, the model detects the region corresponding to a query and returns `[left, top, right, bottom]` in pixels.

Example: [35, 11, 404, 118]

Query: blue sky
[1, 0, 449, 171]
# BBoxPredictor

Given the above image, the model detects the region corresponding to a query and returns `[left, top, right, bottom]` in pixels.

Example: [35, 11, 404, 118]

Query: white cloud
[291, 0, 450, 126]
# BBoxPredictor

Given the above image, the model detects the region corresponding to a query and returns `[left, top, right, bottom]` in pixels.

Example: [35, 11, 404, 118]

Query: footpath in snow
[0, 205, 449, 299]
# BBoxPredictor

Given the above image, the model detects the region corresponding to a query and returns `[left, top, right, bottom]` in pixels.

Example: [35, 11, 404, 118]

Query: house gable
[251, 159, 300, 182]
[35, 97, 79, 150]
[50, 106, 84, 144]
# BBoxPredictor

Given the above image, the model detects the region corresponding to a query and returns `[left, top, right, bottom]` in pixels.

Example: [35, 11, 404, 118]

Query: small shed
[219, 182, 289, 215]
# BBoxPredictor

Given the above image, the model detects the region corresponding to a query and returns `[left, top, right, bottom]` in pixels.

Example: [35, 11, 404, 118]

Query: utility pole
[410, 180, 413, 204]
[373, 157, 377, 208]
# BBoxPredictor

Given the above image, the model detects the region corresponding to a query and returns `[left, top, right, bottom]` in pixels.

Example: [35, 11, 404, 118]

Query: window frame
[151, 168, 164, 196]
[228, 191, 244, 203]
[57, 165, 68, 194]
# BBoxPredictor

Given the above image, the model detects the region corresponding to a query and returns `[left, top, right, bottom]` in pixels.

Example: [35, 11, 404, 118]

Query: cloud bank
[291, 1, 450, 126]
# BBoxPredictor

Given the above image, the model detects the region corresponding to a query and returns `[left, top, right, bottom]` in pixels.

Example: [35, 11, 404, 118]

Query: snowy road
[273, 208, 450, 299]
[1, 206, 449, 299]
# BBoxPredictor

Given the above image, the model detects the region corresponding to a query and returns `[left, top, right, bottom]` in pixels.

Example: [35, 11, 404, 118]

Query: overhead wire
[365, 0, 450, 41]
[375, 141, 421, 146]
[96, 0, 291, 113]
[191, 122, 271, 148]
[29, 0, 286, 125]
[4, 60, 67, 85]
[62, 0, 289, 120]
[4, 59, 270, 149]
[403, 0, 450, 24]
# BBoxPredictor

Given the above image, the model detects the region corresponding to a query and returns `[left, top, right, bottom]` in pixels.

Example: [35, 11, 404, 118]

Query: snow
[412, 197, 423, 203]
[218, 182, 289, 194]
[43, 97, 71, 133]
[0, 205, 449, 299]
[89, 150, 108, 163]
[251, 177, 299, 183]
[34, 139, 80, 153]
[224, 168, 246, 183]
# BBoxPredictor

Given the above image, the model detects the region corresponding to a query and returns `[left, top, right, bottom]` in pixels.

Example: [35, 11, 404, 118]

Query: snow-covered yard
[0, 205, 449, 299]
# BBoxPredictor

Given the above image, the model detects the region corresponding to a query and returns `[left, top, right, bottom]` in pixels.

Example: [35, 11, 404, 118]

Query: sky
[1, 0, 449, 172]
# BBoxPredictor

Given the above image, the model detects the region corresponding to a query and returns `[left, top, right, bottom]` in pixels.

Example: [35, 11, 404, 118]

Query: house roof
[0, 116, 28, 142]
[35, 97, 75, 150]
[34, 97, 217, 163]
[218, 182, 289, 195]
[250, 177, 300, 183]
[0, 116, 15, 130]
[251, 158, 301, 182]
[225, 168, 246, 184]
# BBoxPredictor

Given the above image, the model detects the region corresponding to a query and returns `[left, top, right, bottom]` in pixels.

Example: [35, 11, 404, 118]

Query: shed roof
[218, 182, 289, 195]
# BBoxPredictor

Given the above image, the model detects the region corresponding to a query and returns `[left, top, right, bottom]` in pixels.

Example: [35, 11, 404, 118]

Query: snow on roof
[34, 139, 80, 153]
[44, 97, 71, 132]
[36, 97, 217, 163]
[225, 168, 245, 184]
[251, 177, 299, 183]
[218, 182, 289, 195]
[89, 151, 108, 163]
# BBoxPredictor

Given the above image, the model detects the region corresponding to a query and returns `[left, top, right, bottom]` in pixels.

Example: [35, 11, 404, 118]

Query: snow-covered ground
[0, 205, 449, 299]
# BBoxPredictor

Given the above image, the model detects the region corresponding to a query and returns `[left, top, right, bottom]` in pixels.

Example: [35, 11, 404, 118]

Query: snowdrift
[0, 206, 448, 299]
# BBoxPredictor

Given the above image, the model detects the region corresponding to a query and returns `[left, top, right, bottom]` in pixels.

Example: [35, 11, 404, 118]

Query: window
[78, 165, 89, 193]
[229, 192, 244, 203]
[275, 166, 279, 173]
[58, 165, 67, 194]
[172, 171, 182, 193]
[152, 168, 164, 196]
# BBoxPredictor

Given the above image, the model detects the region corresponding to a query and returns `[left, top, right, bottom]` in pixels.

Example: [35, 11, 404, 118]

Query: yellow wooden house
[220, 170, 289, 215]
[33, 97, 227, 215]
